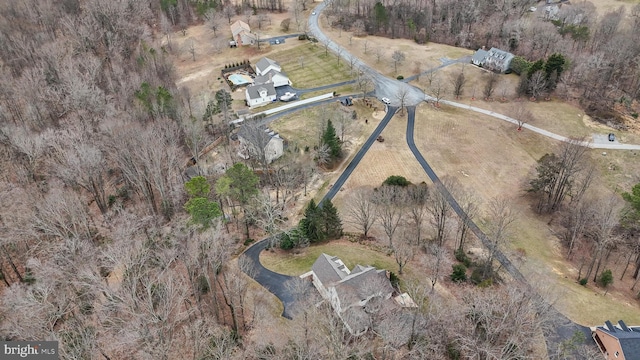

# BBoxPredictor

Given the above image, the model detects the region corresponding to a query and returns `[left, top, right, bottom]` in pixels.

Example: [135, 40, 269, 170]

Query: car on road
[381, 97, 390, 105]
[275, 39, 280, 44]
[312, 11, 316, 15]
[609, 133, 615, 142]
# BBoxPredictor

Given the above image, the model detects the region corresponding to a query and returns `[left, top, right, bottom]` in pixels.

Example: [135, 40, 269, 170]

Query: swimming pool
[228, 73, 252, 85]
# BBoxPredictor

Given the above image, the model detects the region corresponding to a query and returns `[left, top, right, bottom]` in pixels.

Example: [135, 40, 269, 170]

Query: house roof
[230, 20, 251, 37]
[246, 83, 276, 100]
[472, 49, 489, 63]
[596, 320, 640, 360]
[312, 253, 350, 286]
[486, 47, 514, 62]
[255, 57, 281, 74]
[334, 267, 393, 307]
[237, 126, 282, 148]
[254, 69, 289, 86]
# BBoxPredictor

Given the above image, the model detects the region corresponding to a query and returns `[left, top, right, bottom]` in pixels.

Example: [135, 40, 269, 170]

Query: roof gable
[230, 20, 251, 36]
[246, 83, 276, 100]
[256, 57, 281, 73]
[597, 320, 640, 360]
[312, 253, 350, 285]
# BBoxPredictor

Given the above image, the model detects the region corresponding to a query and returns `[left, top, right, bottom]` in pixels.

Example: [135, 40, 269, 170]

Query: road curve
[242, 238, 302, 319]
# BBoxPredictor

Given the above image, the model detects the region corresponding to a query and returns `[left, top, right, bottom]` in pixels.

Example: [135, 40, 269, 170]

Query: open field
[264, 43, 355, 88]
[317, 17, 474, 79]
[589, 0, 640, 14]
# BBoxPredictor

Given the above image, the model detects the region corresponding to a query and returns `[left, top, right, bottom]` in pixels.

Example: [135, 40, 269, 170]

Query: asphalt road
[405, 106, 592, 356]
[320, 106, 398, 205]
[241, 238, 306, 319]
[308, 2, 424, 107]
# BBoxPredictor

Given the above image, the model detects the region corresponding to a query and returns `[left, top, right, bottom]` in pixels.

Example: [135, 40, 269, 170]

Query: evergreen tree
[300, 199, 322, 242]
[544, 53, 566, 79]
[321, 120, 341, 160]
[319, 199, 343, 240]
[527, 59, 545, 79]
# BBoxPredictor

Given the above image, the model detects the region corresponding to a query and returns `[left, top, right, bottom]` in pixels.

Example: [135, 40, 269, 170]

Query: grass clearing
[260, 240, 398, 276]
[267, 43, 355, 88]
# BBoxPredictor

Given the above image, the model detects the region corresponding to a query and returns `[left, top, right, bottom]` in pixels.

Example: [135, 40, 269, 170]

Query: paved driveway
[241, 238, 309, 319]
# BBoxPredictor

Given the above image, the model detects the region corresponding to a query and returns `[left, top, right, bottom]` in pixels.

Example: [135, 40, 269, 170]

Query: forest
[0, 0, 637, 359]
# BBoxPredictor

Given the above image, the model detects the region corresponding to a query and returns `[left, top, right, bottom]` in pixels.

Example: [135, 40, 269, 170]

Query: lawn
[266, 43, 355, 88]
[259, 239, 402, 277]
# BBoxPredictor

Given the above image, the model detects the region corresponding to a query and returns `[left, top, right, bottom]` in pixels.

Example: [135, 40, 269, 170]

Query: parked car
[274, 39, 280, 44]
[312, 11, 316, 15]
[608, 133, 615, 142]
[381, 97, 391, 105]
[280, 92, 297, 102]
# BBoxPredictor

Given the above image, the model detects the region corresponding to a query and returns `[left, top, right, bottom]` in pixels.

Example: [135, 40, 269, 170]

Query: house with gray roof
[593, 320, 640, 360]
[301, 253, 414, 336]
[471, 47, 515, 73]
[245, 83, 277, 108]
[253, 69, 291, 88]
[255, 57, 282, 76]
[237, 126, 284, 164]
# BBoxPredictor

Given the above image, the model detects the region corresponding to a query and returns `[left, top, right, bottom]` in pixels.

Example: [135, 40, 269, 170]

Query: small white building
[230, 20, 256, 47]
[245, 83, 277, 107]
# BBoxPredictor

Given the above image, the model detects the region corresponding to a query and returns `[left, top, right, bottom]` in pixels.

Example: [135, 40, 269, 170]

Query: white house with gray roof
[301, 253, 414, 336]
[245, 83, 277, 107]
[471, 47, 515, 73]
[253, 69, 291, 88]
[255, 57, 282, 76]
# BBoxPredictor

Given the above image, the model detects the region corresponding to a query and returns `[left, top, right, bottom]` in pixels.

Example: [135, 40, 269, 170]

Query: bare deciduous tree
[483, 72, 499, 99]
[373, 185, 405, 248]
[345, 189, 376, 238]
[391, 50, 406, 73]
[482, 196, 518, 278]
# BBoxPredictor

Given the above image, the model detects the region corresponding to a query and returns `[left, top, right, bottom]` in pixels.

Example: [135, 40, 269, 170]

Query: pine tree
[322, 120, 341, 160]
[319, 199, 343, 240]
[299, 199, 322, 242]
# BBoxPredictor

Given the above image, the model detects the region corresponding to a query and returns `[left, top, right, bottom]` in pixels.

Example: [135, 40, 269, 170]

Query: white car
[312, 11, 316, 15]
[381, 97, 391, 105]
[280, 92, 297, 102]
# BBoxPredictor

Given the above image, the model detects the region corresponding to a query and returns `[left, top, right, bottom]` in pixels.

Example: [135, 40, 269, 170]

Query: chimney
[619, 320, 630, 332]
[605, 320, 617, 332]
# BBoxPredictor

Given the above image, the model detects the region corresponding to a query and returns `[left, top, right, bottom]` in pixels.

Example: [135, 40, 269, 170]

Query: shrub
[451, 264, 467, 283]
[396, 75, 404, 80]
[579, 278, 588, 286]
[383, 175, 410, 187]
[632, 112, 638, 119]
[108, 194, 117, 207]
[243, 238, 254, 246]
[599, 269, 613, 288]
[454, 248, 471, 267]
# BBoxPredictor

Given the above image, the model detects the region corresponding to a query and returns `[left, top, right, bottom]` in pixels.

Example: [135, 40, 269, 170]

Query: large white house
[301, 253, 415, 336]
[237, 126, 284, 164]
[245, 83, 277, 107]
[245, 57, 292, 107]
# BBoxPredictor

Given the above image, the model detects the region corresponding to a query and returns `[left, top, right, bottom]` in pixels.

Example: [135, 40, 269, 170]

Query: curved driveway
[242, 237, 300, 319]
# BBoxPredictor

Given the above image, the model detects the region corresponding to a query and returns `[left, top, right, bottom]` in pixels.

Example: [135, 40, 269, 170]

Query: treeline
[327, 0, 640, 121]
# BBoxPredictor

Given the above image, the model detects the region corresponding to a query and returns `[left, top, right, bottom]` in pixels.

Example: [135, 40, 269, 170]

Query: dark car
[608, 133, 615, 142]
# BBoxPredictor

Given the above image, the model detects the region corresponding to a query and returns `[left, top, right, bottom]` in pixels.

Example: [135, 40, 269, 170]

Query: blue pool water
[228, 74, 251, 85]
